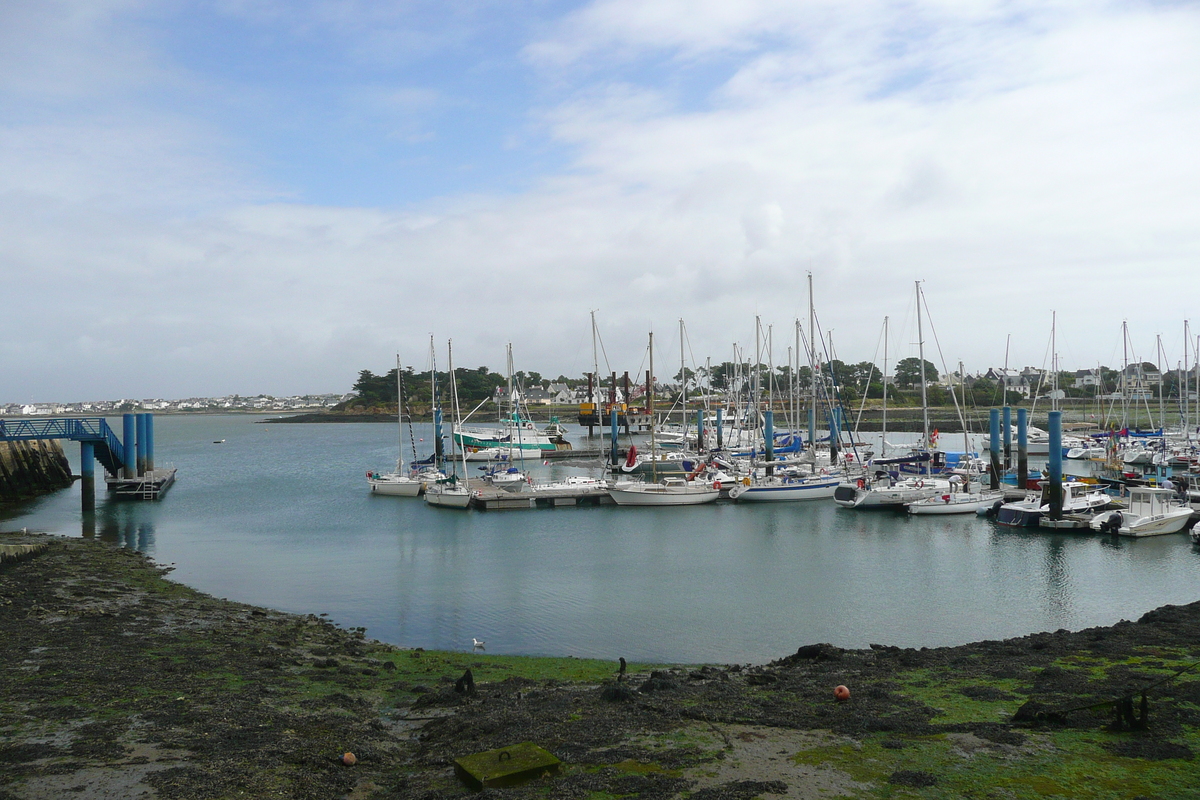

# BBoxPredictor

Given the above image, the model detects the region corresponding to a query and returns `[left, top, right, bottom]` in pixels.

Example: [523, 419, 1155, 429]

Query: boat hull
[907, 492, 1006, 515]
[608, 483, 719, 506]
[368, 477, 422, 497]
[424, 487, 472, 508]
[731, 478, 839, 502]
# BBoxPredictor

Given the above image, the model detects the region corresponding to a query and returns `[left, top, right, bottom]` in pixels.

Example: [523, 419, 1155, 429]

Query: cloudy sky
[2, 0, 1198, 402]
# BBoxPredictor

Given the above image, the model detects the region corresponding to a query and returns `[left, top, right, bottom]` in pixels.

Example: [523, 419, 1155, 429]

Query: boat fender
[713, 480, 721, 491]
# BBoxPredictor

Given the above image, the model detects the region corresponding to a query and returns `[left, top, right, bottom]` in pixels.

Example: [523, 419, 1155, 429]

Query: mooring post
[696, 409, 704, 452]
[716, 407, 723, 449]
[122, 413, 137, 479]
[1017, 408, 1029, 489]
[145, 413, 155, 472]
[764, 409, 774, 476]
[135, 413, 147, 476]
[989, 409, 1001, 490]
[1003, 405, 1012, 470]
[1048, 410, 1063, 519]
[80, 440, 95, 513]
[610, 408, 619, 465]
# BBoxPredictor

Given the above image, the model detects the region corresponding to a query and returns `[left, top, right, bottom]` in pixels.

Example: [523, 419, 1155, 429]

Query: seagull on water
[472, 638, 486, 649]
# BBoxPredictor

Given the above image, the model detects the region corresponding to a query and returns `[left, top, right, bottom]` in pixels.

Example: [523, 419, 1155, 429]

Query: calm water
[4, 414, 1200, 664]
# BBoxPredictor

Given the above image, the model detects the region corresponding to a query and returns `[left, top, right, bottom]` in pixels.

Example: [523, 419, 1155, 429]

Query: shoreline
[3, 532, 1198, 798]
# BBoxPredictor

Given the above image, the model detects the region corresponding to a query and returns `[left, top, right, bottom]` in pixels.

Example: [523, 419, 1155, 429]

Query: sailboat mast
[648, 331, 656, 481]
[808, 274, 816, 433]
[882, 315, 889, 457]
[1051, 311, 1058, 413]
[447, 339, 467, 479]
[395, 353, 404, 470]
[916, 281, 930, 447]
[680, 319, 687, 442]
[1122, 320, 1129, 431]
[430, 335, 442, 468]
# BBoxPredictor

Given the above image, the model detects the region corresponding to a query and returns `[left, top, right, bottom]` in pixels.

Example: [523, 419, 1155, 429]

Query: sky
[2, 0, 1199, 402]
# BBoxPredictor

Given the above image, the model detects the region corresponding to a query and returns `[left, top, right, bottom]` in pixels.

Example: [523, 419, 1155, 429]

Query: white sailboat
[368, 352, 442, 496]
[608, 331, 720, 506]
[424, 339, 473, 510]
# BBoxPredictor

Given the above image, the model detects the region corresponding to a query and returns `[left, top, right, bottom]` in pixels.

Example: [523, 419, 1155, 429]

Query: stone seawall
[0, 439, 73, 503]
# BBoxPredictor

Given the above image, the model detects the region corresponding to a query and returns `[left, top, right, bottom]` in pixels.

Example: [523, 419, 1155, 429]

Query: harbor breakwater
[0, 439, 73, 503]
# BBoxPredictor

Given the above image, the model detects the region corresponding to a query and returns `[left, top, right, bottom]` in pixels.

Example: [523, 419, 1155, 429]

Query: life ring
[473, 489, 483, 498]
[856, 478, 865, 489]
[820, 468, 828, 475]
[713, 480, 722, 491]
[916, 480, 925, 488]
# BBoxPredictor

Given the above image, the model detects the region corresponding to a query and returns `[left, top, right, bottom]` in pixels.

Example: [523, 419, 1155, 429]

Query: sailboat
[608, 331, 720, 506]
[424, 339, 473, 509]
[834, 282, 950, 509]
[368, 352, 445, 496]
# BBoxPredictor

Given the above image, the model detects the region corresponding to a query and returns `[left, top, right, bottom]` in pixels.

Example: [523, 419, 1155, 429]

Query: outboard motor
[985, 499, 1003, 518]
[1100, 512, 1123, 535]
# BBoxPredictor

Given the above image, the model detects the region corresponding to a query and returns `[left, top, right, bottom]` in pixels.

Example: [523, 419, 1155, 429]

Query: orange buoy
[834, 685, 850, 701]
[342, 752, 358, 766]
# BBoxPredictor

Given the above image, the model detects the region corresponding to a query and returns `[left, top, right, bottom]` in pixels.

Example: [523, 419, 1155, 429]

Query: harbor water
[3, 414, 1199, 664]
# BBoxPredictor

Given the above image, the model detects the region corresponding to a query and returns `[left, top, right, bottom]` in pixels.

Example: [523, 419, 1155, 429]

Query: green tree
[894, 358, 939, 388]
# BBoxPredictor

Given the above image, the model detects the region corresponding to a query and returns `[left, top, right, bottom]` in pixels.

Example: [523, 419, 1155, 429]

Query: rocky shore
[2, 531, 1198, 799]
[0, 441, 73, 503]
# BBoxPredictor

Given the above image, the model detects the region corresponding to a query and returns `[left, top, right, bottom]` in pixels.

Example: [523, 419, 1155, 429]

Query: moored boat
[1090, 487, 1193, 537]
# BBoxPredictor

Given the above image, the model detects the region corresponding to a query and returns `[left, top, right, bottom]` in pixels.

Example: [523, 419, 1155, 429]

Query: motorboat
[995, 481, 1111, 528]
[1090, 487, 1194, 537]
[832, 473, 951, 509]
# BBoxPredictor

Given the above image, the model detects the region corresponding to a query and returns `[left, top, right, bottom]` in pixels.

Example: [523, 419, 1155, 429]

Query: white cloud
[2, 0, 1200, 401]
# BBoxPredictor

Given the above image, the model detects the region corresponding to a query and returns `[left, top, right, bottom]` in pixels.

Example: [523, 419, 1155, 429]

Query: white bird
[472, 638, 486, 649]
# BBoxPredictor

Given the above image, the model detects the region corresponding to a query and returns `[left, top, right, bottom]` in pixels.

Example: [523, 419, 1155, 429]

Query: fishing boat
[1089, 487, 1194, 537]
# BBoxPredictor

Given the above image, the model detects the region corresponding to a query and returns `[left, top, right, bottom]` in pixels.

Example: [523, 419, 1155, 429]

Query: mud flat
[2, 531, 1198, 799]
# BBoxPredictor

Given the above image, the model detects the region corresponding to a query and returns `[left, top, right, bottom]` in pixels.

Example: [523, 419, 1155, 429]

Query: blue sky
[2, 1, 1200, 401]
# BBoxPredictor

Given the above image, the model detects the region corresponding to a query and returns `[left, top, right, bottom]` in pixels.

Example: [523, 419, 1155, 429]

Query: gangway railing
[0, 417, 126, 476]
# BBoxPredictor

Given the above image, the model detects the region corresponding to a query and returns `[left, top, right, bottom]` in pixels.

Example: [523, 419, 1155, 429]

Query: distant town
[0, 394, 353, 417]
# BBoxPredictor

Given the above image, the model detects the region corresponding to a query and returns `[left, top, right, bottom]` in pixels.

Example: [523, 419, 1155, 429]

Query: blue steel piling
[145, 413, 155, 472]
[1017, 408, 1029, 489]
[610, 409, 619, 465]
[122, 414, 136, 479]
[989, 409, 1001, 490]
[696, 409, 704, 453]
[80, 440, 95, 513]
[1047, 411, 1063, 519]
[716, 408, 724, 449]
[135, 413, 147, 476]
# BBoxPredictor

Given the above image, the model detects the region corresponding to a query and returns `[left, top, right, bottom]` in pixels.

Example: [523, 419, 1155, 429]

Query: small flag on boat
[543, 460, 549, 465]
